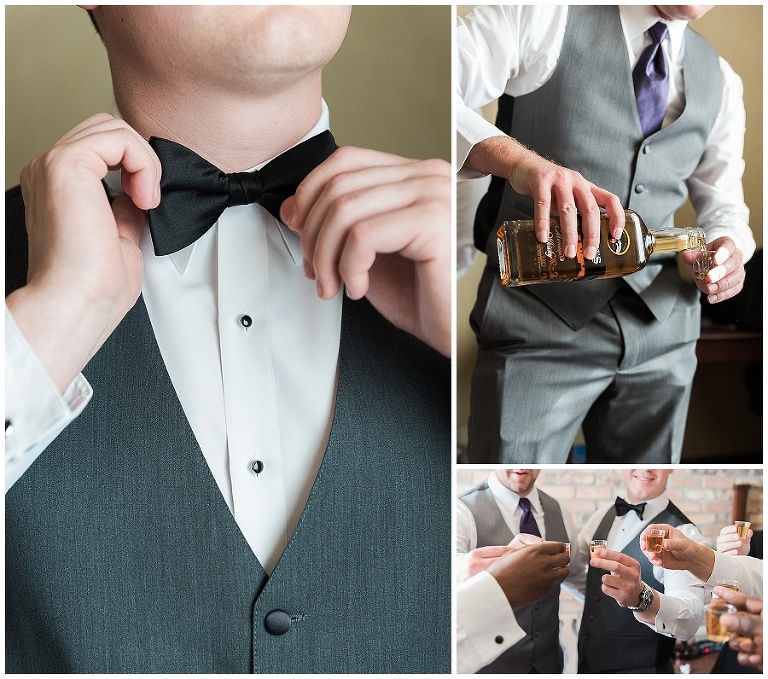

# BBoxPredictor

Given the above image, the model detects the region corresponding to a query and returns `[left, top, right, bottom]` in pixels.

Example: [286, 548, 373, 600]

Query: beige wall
[5, 5, 451, 187]
[456, 5, 763, 459]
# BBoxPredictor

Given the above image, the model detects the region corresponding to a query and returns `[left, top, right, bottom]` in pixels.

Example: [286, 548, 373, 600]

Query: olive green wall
[5, 5, 451, 187]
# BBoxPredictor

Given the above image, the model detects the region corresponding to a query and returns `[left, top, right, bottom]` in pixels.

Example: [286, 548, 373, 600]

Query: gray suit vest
[577, 501, 690, 673]
[461, 482, 568, 673]
[5, 190, 451, 673]
[476, 5, 722, 329]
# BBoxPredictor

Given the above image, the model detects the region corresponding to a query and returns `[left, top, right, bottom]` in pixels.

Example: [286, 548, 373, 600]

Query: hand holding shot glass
[706, 601, 738, 642]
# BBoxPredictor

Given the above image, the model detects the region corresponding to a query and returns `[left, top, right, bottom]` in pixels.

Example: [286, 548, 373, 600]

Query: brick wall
[456, 468, 763, 542]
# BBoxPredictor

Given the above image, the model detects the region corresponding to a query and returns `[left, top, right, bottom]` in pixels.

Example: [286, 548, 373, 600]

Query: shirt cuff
[5, 306, 92, 490]
[456, 570, 525, 673]
[457, 105, 508, 178]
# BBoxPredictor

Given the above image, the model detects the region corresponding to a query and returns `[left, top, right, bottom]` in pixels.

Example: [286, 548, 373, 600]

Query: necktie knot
[228, 170, 263, 207]
[518, 497, 541, 537]
[615, 496, 647, 519]
[648, 21, 668, 45]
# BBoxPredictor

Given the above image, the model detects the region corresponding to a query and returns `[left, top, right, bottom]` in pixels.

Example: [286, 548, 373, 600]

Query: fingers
[30, 114, 161, 211]
[509, 533, 546, 549]
[112, 193, 146, 249]
[722, 610, 762, 637]
[594, 187, 625, 242]
[471, 545, 513, 560]
[284, 148, 448, 300]
[713, 586, 748, 609]
[701, 239, 746, 304]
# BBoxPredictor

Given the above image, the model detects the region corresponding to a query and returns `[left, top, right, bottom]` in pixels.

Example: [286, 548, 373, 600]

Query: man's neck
[114, 74, 324, 174]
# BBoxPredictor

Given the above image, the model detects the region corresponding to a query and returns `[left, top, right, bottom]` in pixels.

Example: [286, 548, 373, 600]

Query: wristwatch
[628, 581, 654, 612]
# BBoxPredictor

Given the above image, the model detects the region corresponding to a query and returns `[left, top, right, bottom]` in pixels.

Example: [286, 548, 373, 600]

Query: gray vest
[577, 501, 690, 673]
[461, 482, 568, 673]
[5, 260, 451, 671]
[476, 5, 722, 329]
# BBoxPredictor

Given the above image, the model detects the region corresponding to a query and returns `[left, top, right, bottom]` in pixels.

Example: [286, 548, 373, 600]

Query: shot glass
[645, 528, 666, 553]
[693, 249, 718, 282]
[715, 579, 740, 593]
[735, 521, 752, 539]
[705, 602, 737, 642]
[589, 539, 607, 556]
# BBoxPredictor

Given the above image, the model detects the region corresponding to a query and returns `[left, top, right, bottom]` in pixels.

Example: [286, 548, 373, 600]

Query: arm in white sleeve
[5, 306, 92, 491]
[456, 5, 567, 175]
[637, 523, 706, 640]
[561, 504, 587, 602]
[456, 570, 525, 674]
[455, 498, 479, 584]
[706, 552, 763, 598]
[687, 58, 755, 262]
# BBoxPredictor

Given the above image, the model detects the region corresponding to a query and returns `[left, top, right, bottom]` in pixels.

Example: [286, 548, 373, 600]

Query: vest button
[634, 184, 645, 194]
[264, 610, 292, 635]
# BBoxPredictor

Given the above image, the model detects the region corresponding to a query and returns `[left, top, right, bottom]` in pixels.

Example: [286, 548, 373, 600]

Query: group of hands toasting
[465, 522, 762, 671]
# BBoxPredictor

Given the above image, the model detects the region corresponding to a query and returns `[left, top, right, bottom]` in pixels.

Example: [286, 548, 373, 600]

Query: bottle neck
[648, 227, 706, 255]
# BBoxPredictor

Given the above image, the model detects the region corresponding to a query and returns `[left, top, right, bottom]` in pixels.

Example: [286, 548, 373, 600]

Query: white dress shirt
[578, 491, 706, 640]
[5, 101, 342, 575]
[456, 5, 755, 271]
[455, 474, 587, 670]
[456, 570, 525, 674]
[705, 552, 763, 599]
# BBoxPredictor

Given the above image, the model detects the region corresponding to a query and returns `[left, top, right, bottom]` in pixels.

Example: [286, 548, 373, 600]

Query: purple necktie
[518, 497, 541, 537]
[632, 22, 669, 137]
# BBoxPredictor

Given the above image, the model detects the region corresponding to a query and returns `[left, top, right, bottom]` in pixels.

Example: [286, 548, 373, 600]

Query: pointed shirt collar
[104, 99, 330, 274]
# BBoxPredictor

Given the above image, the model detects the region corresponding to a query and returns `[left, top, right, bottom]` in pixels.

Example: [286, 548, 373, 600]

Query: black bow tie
[146, 130, 337, 256]
[615, 497, 647, 519]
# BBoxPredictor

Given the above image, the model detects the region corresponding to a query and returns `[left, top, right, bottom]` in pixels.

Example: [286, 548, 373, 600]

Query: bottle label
[607, 229, 631, 256]
[499, 214, 648, 286]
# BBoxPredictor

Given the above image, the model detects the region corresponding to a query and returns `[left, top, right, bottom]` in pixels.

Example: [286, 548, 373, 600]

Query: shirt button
[643, 144, 652, 154]
[264, 610, 292, 636]
[5, 419, 14, 437]
[250, 459, 264, 475]
[239, 314, 253, 328]
[634, 184, 645, 194]
[494, 635, 504, 645]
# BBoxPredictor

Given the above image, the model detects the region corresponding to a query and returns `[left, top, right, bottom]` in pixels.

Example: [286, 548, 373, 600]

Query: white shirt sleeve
[561, 504, 587, 602]
[456, 570, 525, 674]
[638, 523, 706, 640]
[456, 5, 568, 175]
[706, 552, 763, 598]
[5, 306, 92, 491]
[455, 498, 479, 584]
[687, 58, 755, 262]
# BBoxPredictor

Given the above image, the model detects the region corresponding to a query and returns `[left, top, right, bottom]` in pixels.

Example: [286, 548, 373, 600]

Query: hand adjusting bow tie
[146, 130, 337, 256]
[614, 497, 647, 519]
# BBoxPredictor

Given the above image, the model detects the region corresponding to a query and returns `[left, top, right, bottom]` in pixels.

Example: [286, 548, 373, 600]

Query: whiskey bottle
[496, 209, 706, 287]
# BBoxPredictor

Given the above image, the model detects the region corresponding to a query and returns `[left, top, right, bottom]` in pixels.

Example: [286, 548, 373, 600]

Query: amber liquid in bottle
[497, 209, 706, 287]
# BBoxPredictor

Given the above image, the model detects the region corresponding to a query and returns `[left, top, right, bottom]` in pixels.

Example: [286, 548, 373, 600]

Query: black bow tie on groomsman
[614, 496, 647, 519]
[146, 130, 337, 256]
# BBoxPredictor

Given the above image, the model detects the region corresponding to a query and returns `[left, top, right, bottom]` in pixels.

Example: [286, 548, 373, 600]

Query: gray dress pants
[466, 263, 700, 464]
